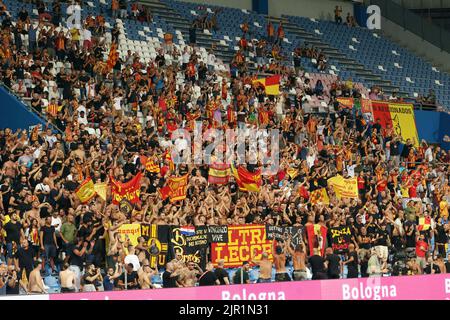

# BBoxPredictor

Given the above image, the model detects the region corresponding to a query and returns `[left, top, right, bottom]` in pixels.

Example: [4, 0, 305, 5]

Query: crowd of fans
[0, 0, 448, 295]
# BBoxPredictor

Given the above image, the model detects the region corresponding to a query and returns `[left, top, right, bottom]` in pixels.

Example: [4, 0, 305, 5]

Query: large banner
[116, 224, 142, 246]
[140, 224, 170, 269]
[371, 102, 419, 147]
[265, 225, 304, 248]
[110, 172, 142, 205]
[169, 226, 209, 269]
[211, 225, 273, 268]
[336, 97, 354, 109]
[328, 175, 358, 199]
[330, 226, 352, 253]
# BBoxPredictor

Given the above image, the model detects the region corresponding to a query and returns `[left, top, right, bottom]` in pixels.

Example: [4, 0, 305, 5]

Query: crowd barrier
[2, 274, 448, 300]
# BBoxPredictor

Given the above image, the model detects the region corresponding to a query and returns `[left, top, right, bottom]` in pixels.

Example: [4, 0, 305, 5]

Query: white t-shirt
[113, 97, 123, 110]
[45, 135, 57, 148]
[78, 113, 88, 125]
[346, 164, 356, 177]
[83, 28, 92, 42]
[35, 183, 50, 194]
[51, 216, 62, 233]
[182, 52, 190, 64]
[425, 147, 433, 162]
[124, 254, 140, 271]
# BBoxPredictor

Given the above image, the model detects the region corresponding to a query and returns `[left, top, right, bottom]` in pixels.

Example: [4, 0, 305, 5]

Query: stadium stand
[0, 0, 448, 296]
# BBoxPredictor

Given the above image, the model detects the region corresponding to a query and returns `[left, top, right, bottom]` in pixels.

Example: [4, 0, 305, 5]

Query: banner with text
[330, 226, 352, 253]
[211, 225, 273, 268]
[169, 226, 209, 269]
[371, 101, 419, 147]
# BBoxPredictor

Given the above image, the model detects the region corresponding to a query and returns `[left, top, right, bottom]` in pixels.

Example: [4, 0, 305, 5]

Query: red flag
[110, 172, 142, 205]
[305, 224, 328, 256]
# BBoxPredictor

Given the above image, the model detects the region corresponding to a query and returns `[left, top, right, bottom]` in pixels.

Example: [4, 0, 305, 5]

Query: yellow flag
[309, 188, 330, 205]
[328, 175, 358, 199]
[94, 182, 108, 201]
[75, 177, 96, 203]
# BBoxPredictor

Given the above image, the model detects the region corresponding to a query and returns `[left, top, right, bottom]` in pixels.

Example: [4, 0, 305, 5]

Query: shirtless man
[288, 241, 308, 281]
[138, 262, 156, 289]
[3, 154, 17, 178]
[28, 261, 47, 294]
[59, 263, 76, 293]
[251, 249, 273, 283]
[182, 261, 203, 287]
[273, 238, 292, 281]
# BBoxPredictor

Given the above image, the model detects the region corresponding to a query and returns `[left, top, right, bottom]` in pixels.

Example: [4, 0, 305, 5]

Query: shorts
[83, 284, 97, 292]
[257, 278, 272, 283]
[292, 270, 308, 281]
[44, 244, 57, 259]
[416, 256, 427, 270]
[275, 272, 292, 282]
[61, 287, 76, 293]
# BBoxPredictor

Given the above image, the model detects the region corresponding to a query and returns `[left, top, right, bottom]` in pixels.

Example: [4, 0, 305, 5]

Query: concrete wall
[267, 0, 353, 20]
[178, 0, 252, 10]
[380, 16, 450, 72]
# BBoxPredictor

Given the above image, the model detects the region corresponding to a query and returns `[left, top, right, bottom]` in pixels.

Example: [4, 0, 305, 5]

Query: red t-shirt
[357, 177, 365, 190]
[415, 240, 428, 258]
[376, 179, 387, 192]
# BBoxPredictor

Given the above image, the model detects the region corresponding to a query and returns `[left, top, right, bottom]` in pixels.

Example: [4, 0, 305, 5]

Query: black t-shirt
[309, 255, 325, 274]
[41, 225, 55, 245]
[77, 225, 92, 241]
[326, 254, 341, 276]
[69, 244, 85, 269]
[118, 271, 139, 289]
[347, 251, 359, 270]
[376, 229, 388, 246]
[198, 271, 217, 286]
[4, 221, 22, 243]
[162, 271, 178, 288]
[423, 264, 440, 275]
[214, 268, 230, 285]
[232, 268, 249, 284]
[6, 277, 19, 295]
[14, 247, 34, 276]
[405, 224, 416, 248]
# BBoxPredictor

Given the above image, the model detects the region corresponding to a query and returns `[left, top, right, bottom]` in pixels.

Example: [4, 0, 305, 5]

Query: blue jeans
[5, 242, 14, 259]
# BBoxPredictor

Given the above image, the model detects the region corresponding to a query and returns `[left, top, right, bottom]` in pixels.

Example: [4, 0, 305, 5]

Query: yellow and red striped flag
[253, 75, 281, 95]
[208, 163, 230, 185]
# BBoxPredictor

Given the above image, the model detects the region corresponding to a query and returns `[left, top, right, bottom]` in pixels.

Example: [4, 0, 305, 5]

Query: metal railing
[365, 0, 450, 53]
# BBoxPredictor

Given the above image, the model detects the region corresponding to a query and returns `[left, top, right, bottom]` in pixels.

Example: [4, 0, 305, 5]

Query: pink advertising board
[49, 274, 450, 300]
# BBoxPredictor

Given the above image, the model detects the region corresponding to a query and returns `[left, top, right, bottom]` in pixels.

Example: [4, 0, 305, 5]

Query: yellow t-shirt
[1, 215, 10, 238]
[70, 28, 81, 41]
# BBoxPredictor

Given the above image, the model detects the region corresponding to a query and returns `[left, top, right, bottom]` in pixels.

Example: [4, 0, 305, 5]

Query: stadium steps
[141, 0, 257, 71]
[282, 18, 405, 96]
